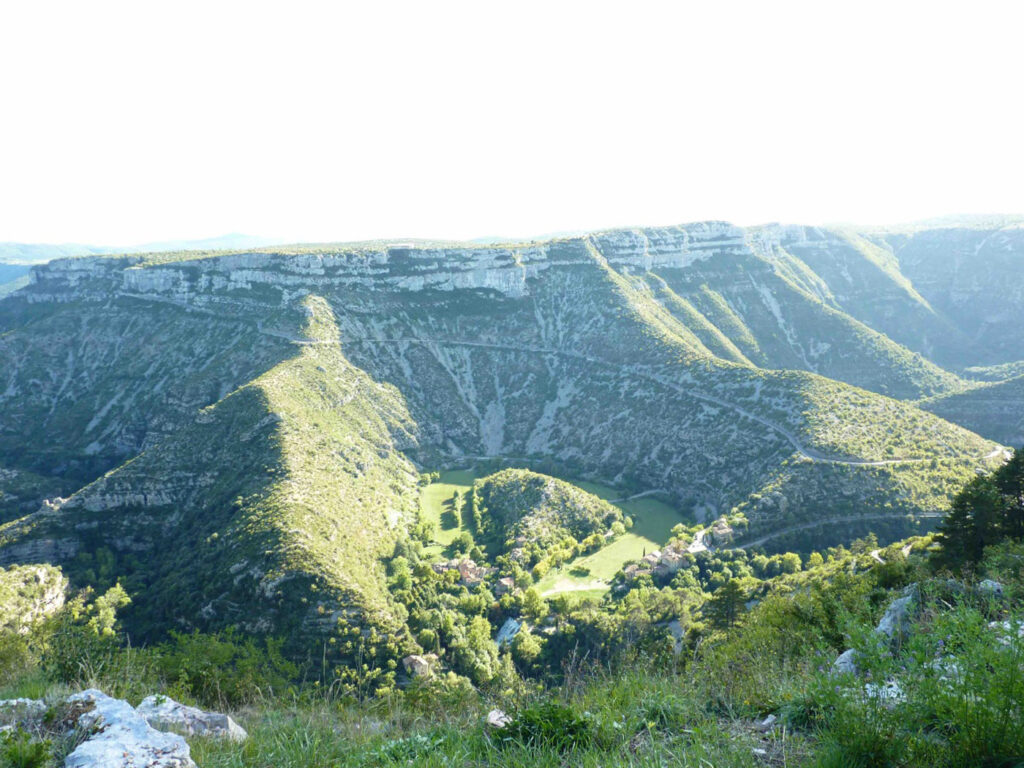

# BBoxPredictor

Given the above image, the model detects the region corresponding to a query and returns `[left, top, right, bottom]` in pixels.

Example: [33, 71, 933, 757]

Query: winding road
[735, 512, 945, 549]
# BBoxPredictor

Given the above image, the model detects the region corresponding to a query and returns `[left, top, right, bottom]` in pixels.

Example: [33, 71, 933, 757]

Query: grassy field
[419, 468, 691, 596]
[537, 494, 690, 597]
[419, 469, 477, 557]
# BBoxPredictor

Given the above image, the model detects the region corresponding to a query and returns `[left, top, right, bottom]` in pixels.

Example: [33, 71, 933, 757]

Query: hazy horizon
[7, 211, 1024, 255]
[3, 1, 1024, 245]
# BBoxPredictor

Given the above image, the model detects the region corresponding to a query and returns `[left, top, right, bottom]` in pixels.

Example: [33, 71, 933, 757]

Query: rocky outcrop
[874, 585, 918, 643]
[832, 580, 1009, 676]
[0, 698, 47, 721]
[832, 584, 919, 675]
[401, 654, 435, 678]
[832, 648, 859, 676]
[64, 689, 195, 768]
[0, 690, 248, 767]
[496, 617, 522, 647]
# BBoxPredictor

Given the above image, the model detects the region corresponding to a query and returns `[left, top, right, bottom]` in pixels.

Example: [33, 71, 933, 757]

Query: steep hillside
[0, 294, 295, 518]
[0, 265, 31, 297]
[768, 227, 976, 367]
[878, 224, 1024, 366]
[596, 226, 964, 399]
[921, 374, 1024, 448]
[0, 298, 420, 653]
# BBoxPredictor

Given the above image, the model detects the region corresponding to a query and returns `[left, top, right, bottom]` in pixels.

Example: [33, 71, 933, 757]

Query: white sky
[1, 1, 1023, 245]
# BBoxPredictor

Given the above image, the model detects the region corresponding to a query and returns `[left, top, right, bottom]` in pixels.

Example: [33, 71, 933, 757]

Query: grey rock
[667, 619, 685, 655]
[0, 698, 47, 724]
[832, 648, 859, 675]
[875, 585, 918, 643]
[978, 579, 1004, 598]
[486, 709, 511, 728]
[401, 654, 432, 678]
[865, 679, 904, 707]
[988, 619, 1024, 647]
[496, 617, 521, 647]
[137, 694, 248, 742]
[64, 689, 195, 768]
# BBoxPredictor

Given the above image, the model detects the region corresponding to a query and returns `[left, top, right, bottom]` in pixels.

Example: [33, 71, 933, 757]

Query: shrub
[42, 585, 133, 687]
[0, 730, 50, 768]
[497, 701, 594, 752]
[369, 733, 446, 762]
[156, 630, 299, 708]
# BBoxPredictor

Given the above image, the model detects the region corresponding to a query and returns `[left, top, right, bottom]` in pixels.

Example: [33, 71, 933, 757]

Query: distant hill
[0, 234, 288, 265]
[0, 242, 108, 264]
[922, 374, 1024, 448]
[0, 234, 289, 294]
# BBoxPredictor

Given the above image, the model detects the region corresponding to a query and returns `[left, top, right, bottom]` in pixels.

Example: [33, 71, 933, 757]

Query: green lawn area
[536, 494, 689, 597]
[419, 469, 479, 557]
[418, 466, 691, 597]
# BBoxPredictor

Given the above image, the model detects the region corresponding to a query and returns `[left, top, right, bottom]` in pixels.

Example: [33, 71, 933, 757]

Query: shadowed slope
[0, 298, 422, 653]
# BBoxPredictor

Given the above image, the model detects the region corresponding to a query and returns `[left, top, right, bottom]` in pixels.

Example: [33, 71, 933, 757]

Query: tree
[778, 552, 802, 574]
[522, 587, 549, 622]
[388, 556, 412, 591]
[454, 616, 500, 685]
[452, 531, 474, 555]
[995, 449, 1024, 541]
[511, 628, 542, 664]
[934, 474, 1005, 567]
[932, 448, 1024, 568]
[706, 579, 745, 629]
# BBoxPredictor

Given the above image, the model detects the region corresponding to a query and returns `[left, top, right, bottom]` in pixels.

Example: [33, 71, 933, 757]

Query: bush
[818, 601, 1024, 767]
[497, 701, 594, 752]
[0, 730, 50, 768]
[156, 630, 299, 708]
[369, 733, 446, 762]
[42, 585, 133, 687]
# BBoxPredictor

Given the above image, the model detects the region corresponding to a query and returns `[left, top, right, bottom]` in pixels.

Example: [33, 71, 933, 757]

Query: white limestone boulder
[64, 689, 195, 768]
[875, 585, 918, 642]
[0, 698, 47, 719]
[137, 694, 248, 741]
[496, 617, 521, 647]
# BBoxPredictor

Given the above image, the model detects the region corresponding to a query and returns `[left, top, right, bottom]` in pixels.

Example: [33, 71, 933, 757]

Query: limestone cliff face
[21, 221, 1023, 377]
[25, 222, 749, 306]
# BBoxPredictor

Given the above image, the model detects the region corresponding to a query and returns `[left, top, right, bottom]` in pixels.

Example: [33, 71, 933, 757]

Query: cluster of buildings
[621, 520, 735, 582]
[430, 557, 496, 587]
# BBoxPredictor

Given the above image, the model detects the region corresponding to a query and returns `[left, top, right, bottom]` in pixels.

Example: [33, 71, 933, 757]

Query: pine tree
[935, 470, 1007, 566]
[995, 449, 1024, 541]
[706, 578, 745, 629]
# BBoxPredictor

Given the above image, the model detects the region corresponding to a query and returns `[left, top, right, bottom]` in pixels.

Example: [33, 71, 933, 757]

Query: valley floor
[419, 468, 690, 599]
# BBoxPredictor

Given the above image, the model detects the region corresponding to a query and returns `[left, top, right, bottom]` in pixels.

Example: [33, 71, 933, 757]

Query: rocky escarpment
[0, 563, 66, 632]
[881, 224, 1024, 366]
[0, 689, 246, 768]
